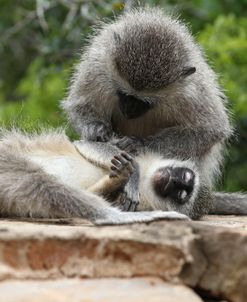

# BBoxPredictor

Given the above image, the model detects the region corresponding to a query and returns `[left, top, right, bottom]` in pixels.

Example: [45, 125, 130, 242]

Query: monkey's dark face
[153, 167, 195, 205]
[117, 91, 154, 119]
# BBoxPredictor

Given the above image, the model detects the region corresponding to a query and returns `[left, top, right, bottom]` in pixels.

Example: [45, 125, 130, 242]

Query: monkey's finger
[124, 146, 138, 155]
[122, 153, 139, 171]
[110, 165, 121, 176]
[117, 141, 132, 150]
[119, 192, 127, 204]
[129, 201, 139, 212]
[116, 138, 132, 148]
[115, 139, 138, 154]
[111, 201, 121, 208]
[121, 199, 132, 212]
[121, 152, 133, 162]
[114, 155, 128, 166]
[111, 158, 123, 168]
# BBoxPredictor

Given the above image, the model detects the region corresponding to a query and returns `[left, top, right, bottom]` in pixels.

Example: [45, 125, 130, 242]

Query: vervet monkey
[0, 129, 195, 224]
[62, 7, 247, 213]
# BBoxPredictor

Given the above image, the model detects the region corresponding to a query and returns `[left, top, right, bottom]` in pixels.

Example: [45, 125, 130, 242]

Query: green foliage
[0, 0, 124, 136]
[0, 0, 246, 190]
[198, 15, 247, 191]
[146, 0, 247, 31]
[0, 59, 68, 130]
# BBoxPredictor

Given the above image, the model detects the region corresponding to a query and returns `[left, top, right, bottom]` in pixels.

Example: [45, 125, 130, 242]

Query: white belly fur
[28, 154, 105, 191]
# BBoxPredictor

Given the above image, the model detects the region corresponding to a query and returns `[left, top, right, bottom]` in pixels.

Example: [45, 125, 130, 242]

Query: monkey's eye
[182, 66, 196, 78]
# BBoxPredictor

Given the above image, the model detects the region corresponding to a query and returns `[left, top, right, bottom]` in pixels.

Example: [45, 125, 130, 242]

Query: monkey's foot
[94, 210, 190, 225]
[109, 151, 140, 212]
[110, 152, 134, 180]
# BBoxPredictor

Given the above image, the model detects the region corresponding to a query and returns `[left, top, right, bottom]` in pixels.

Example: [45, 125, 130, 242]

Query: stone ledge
[0, 278, 203, 302]
[0, 216, 246, 302]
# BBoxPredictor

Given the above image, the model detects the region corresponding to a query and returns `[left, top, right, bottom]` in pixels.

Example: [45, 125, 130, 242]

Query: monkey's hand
[118, 181, 140, 212]
[114, 136, 145, 155]
[83, 121, 112, 142]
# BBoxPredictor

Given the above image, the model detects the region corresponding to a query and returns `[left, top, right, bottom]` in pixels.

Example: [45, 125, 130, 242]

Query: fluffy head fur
[112, 9, 195, 91]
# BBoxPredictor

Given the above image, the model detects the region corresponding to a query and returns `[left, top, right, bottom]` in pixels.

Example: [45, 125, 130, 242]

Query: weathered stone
[0, 278, 203, 302]
[0, 216, 246, 302]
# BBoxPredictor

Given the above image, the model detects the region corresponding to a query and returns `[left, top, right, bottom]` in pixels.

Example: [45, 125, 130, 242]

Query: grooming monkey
[0, 129, 196, 224]
[62, 7, 247, 214]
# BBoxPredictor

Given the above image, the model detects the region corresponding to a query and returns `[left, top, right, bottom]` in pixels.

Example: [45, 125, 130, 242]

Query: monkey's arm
[61, 64, 112, 142]
[116, 126, 230, 159]
[68, 105, 112, 142]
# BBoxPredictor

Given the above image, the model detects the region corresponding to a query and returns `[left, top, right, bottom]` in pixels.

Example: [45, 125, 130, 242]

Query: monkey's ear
[181, 66, 196, 78]
[113, 32, 121, 43]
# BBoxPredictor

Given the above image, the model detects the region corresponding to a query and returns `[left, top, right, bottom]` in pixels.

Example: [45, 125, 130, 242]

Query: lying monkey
[0, 129, 203, 225]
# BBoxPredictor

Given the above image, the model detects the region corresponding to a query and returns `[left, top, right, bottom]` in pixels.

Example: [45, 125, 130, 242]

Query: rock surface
[0, 215, 246, 302]
[0, 278, 203, 302]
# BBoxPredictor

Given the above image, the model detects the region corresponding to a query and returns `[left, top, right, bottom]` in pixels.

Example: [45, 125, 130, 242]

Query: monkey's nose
[167, 168, 195, 204]
[153, 168, 170, 190]
[153, 167, 195, 205]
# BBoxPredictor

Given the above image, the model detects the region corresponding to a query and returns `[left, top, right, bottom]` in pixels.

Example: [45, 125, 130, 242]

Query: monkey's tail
[210, 192, 247, 215]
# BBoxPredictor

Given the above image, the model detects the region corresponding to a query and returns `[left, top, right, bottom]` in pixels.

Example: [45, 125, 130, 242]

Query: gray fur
[61, 7, 241, 215]
[210, 192, 247, 215]
[0, 131, 114, 222]
[74, 139, 213, 219]
[0, 129, 189, 224]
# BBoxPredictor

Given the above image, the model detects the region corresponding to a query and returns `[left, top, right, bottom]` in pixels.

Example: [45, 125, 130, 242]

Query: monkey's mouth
[117, 91, 154, 119]
[153, 167, 195, 204]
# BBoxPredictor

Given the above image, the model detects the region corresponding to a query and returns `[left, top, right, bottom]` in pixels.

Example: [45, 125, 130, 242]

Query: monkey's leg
[111, 152, 140, 211]
[87, 176, 119, 196]
[88, 153, 133, 197]
[74, 140, 140, 211]
[0, 151, 113, 221]
[0, 150, 189, 224]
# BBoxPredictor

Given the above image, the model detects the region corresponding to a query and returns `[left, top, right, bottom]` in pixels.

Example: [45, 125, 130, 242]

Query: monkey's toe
[110, 153, 134, 178]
